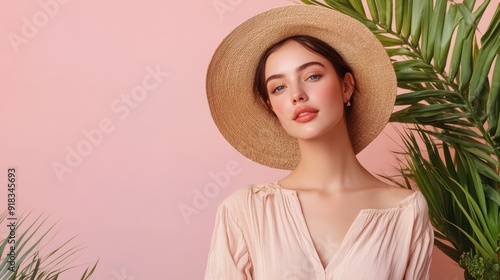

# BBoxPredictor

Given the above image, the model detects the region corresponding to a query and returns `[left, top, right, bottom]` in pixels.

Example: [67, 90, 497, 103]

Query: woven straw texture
[206, 5, 396, 170]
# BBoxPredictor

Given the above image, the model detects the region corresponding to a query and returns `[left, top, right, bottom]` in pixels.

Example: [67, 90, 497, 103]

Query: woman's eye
[307, 74, 321, 81]
[272, 85, 285, 94]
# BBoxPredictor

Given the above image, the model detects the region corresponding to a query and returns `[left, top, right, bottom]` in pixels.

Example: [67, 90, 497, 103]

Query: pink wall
[2, 0, 482, 279]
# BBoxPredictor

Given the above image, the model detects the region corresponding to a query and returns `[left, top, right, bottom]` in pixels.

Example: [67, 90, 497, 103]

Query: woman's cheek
[269, 99, 287, 121]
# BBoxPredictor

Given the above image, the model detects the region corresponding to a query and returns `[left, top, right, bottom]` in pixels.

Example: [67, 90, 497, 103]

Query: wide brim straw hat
[206, 5, 396, 170]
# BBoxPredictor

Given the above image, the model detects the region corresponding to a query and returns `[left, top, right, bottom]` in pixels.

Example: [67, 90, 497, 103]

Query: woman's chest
[240, 192, 413, 279]
[297, 193, 365, 268]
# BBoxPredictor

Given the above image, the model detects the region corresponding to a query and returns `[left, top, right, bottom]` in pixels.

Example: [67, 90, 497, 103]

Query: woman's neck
[281, 125, 373, 193]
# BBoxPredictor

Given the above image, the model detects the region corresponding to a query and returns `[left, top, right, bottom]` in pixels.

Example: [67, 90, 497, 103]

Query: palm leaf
[0, 212, 98, 280]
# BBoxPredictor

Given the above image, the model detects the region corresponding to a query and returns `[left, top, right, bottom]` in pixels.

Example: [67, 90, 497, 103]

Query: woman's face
[264, 40, 354, 140]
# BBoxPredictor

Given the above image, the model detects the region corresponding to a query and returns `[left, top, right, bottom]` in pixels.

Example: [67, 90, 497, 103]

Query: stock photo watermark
[7, 0, 72, 53]
[5, 167, 18, 274]
[178, 160, 242, 224]
[213, 0, 244, 21]
[51, 64, 169, 182]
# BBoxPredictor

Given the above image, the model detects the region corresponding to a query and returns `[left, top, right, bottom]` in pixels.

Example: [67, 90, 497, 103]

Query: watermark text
[179, 160, 242, 224]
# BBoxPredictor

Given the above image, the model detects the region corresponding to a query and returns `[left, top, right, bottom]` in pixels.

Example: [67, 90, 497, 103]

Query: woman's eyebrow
[266, 61, 325, 85]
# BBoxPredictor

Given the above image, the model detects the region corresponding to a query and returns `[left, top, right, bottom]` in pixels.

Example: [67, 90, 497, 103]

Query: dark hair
[253, 35, 354, 112]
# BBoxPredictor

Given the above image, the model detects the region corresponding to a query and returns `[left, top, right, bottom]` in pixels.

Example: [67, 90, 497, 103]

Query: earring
[346, 100, 351, 107]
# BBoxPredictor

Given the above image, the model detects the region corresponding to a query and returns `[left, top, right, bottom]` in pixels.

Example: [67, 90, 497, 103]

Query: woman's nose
[291, 84, 308, 104]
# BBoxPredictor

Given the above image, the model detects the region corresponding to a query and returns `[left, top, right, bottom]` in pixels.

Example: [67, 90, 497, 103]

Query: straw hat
[206, 5, 396, 170]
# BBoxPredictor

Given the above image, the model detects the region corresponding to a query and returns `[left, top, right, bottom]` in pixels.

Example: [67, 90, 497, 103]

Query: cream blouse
[205, 182, 433, 280]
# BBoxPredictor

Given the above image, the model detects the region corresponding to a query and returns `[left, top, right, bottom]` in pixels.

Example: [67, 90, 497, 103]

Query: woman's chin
[287, 131, 330, 141]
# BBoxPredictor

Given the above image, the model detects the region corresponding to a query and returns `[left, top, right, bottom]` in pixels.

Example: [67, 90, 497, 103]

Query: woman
[205, 5, 433, 280]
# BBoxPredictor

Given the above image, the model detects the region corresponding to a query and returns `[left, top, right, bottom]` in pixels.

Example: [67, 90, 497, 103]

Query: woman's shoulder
[357, 184, 429, 215]
[388, 187, 428, 209]
[214, 182, 287, 224]
[218, 182, 284, 207]
[380, 187, 430, 220]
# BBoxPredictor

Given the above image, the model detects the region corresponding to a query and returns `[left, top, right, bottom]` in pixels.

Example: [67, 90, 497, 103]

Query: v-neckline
[273, 182, 420, 273]
[274, 182, 366, 271]
[293, 191, 365, 271]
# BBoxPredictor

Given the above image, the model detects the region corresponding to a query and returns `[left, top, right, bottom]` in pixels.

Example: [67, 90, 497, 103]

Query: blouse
[205, 182, 433, 279]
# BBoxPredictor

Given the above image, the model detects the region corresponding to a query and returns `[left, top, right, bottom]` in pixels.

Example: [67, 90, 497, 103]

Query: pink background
[4, 0, 491, 279]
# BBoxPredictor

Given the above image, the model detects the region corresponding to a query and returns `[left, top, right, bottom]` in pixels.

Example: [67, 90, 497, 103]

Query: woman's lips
[293, 106, 319, 123]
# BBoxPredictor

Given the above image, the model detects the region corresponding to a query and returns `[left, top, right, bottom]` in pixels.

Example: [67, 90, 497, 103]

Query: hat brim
[207, 5, 396, 170]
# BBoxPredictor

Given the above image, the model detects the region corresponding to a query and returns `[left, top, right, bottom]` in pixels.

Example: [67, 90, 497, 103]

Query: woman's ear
[342, 72, 355, 101]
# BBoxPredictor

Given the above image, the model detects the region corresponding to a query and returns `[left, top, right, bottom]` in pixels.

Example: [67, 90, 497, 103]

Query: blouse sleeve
[204, 202, 253, 280]
[404, 193, 434, 280]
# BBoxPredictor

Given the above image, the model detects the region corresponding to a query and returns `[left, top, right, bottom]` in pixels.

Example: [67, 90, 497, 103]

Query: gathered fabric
[205, 182, 433, 280]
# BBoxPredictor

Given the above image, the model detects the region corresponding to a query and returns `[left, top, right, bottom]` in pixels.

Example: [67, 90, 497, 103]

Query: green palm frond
[0, 212, 98, 280]
[301, 0, 500, 279]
